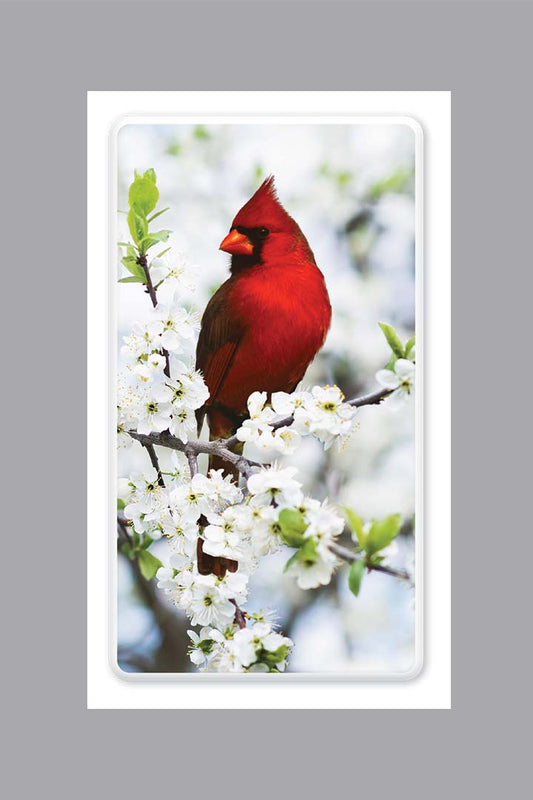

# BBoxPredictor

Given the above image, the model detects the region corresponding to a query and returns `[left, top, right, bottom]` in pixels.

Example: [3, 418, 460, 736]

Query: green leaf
[141, 534, 154, 550]
[296, 538, 319, 565]
[143, 168, 157, 184]
[379, 322, 404, 358]
[147, 207, 170, 224]
[128, 175, 159, 216]
[137, 549, 163, 581]
[404, 336, 416, 359]
[364, 514, 402, 556]
[121, 256, 145, 279]
[139, 230, 170, 254]
[127, 207, 147, 245]
[283, 539, 318, 571]
[156, 247, 171, 259]
[118, 276, 145, 283]
[343, 507, 366, 547]
[261, 645, 290, 669]
[117, 498, 125, 511]
[348, 559, 366, 596]
[278, 509, 308, 548]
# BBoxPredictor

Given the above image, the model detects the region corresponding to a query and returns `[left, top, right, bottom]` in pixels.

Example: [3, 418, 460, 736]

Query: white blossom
[188, 575, 236, 628]
[132, 352, 166, 385]
[166, 362, 209, 411]
[239, 386, 358, 450]
[246, 497, 283, 556]
[376, 358, 415, 408]
[247, 465, 303, 508]
[167, 404, 197, 443]
[304, 501, 344, 551]
[130, 382, 173, 435]
[198, 619, 293, 673]
[235, 391, 275, 444]
[123, 469, 168, 537]
[148, 295, 199, 352]
[187, 627, 216, 667]
[121, 323, 161, 364]
[155, 567, 179, 597]
[285, 550, 336, 590]
[202, 507, 246, 561]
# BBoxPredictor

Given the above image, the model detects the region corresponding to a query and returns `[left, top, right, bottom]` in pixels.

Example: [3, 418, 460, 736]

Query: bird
[195, 176, 332, 576]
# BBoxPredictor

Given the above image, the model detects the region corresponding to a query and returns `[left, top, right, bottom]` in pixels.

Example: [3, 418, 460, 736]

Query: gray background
[1, 0, 529, 797]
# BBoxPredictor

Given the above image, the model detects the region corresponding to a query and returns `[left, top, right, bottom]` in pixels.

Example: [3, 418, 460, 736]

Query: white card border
[88, 91, 450, 709]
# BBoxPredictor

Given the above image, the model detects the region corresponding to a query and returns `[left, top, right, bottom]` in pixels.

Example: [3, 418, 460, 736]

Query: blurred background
[116, 122, 416, 674]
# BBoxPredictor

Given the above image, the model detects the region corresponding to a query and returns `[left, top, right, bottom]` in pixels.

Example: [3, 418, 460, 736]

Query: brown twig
[138, 254, 171, 378]
[142, 441, 166, 488]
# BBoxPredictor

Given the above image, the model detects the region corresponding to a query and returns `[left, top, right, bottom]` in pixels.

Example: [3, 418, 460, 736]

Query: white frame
[88, 91, 451, 709]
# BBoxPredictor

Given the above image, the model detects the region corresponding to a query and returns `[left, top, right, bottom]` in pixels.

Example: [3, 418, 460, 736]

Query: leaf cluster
[379, 322, 415, 370]
[118, 169, 171, 284]
[344, 509, 402, 597]
[277, 509, 320, 572]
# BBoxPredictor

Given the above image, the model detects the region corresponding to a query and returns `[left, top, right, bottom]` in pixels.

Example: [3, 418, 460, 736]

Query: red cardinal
[195, 176, 331, 576]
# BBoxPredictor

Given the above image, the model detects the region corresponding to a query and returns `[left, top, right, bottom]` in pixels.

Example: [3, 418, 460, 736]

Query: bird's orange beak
[219, 229, 254, 256]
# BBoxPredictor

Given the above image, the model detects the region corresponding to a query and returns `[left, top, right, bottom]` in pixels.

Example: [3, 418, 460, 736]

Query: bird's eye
[258, 227, 269, 238]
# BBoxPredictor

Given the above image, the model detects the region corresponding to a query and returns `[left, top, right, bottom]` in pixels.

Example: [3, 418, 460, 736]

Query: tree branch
[184, 445, 199, 477]
[328, 541, 413, 584]
[224, 385, 392, 449]
[128, 384, 393, 476]
[128, 430, 262, 479]
[348, 387, 391, 408]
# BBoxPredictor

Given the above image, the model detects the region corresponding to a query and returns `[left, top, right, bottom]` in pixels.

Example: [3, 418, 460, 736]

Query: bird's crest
[232, 176, 297, 233]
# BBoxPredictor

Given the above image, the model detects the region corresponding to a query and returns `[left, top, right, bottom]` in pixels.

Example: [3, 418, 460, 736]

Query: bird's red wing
[200, 340, 240, 402]
[195, 278, 244, 406]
